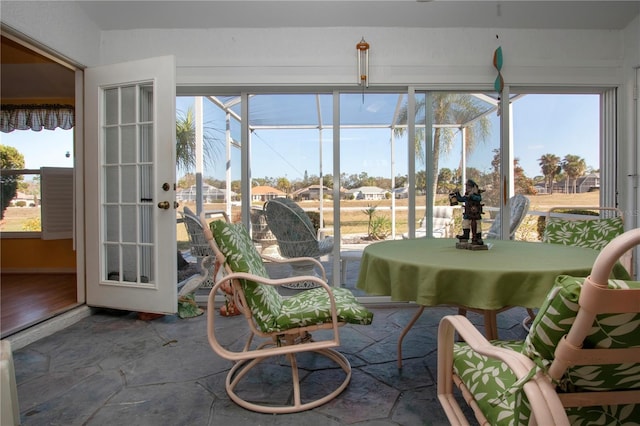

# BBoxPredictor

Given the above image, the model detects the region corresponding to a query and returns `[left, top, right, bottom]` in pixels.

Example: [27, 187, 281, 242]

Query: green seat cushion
[210, 219, 372, 334]
[542, 216, 624, 250]
[523, 275, 640, 393]
[277, 287, 373, 330]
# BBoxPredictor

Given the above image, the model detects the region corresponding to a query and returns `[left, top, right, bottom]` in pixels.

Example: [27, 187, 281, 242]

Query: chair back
[180, 206, 212, 258]
[417, 206, 455, 238]
[542, 206, 624, 250]
[485, 194, 530, 239]
[263, 197, 323, 258]
[207, 219, 283, 333]
[523, 228, 640, 408]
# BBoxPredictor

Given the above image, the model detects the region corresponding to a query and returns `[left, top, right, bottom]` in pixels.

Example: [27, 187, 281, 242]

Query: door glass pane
[248, 93, 334, 246]
[121, 166, 137, 203]
[105, 166, 119, 203]
[425, 92, 499, 240]
[122, 245, 138, 282]
[140, 124, 153, 162]
[105, 127, 119, 164]
[121, 86, 137, 124]
[105, 88, 119, 125]
[105, 244, 119, 281]
[175, 95, 242, 240]
[121, 205, 137, 243]
[105, 206, 119, 242]
[511, 93, 601, 241]
[140, 84, 153, 122]
[340, 93, 407, 240]
[140, 245, 153, 283]
[121, 125, 137, 163]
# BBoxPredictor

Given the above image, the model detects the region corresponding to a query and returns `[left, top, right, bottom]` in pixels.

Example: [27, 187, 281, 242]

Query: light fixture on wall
[356, 37, 370, 88]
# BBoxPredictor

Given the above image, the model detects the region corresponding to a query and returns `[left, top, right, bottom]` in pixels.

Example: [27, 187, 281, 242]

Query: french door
[85, 56, 177, 313]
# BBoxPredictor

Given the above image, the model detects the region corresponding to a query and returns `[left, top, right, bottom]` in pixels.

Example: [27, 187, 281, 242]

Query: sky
[177, 93, 600, 183]
[2, 93, 599, 185]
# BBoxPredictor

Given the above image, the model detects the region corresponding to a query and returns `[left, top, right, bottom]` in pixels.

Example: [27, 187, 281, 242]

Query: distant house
[291, 185, 330, 201]
[392, 187, 409, 199]
[176, 184, 236, 202]
[551, 172, 600, 194]
[251, 185, 285, 202]
[345, 186, 389, 201]
[10, 191, 38, 206]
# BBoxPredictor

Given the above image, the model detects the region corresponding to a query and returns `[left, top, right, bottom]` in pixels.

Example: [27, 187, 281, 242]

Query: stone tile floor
[13, 299, 530, 425]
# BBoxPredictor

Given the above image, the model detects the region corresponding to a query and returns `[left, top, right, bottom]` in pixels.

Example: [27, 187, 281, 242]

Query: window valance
[0, 104, 74, 133]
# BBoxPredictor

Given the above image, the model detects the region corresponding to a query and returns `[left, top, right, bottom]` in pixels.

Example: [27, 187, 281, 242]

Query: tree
[1, 145, 25, 219]
[177, 173, 196, 189]
[561, 154, 587, 193]
[175, 106, 221, 174]
[395, 94, 491, 206]
[437, 168, 454, 194]
[538, 153, 561, 194]
[276, 177, 291, 194]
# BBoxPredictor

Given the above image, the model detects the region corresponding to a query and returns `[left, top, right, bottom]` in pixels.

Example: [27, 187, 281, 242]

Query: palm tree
[175, 106, 221, 176]
[395, 94, 491, 206]
[561, 154, 587, 193]
[538, 153, 561, 194]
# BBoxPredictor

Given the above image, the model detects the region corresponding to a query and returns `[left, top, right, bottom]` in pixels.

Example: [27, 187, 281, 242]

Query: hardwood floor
[1, 273, 78, 338]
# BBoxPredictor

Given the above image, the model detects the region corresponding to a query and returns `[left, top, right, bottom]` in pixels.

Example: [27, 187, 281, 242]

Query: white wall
[1, 0, 101, 67]
[97, 27, 627, 88]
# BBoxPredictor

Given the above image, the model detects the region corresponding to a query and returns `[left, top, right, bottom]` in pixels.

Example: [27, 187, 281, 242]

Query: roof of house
[252, 185, 285, 196]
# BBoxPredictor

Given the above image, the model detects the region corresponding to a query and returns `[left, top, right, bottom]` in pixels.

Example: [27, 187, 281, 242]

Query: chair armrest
[260, 255, 327, 280]
[207, 271, 340, 362]
[437, 315, 569, 426]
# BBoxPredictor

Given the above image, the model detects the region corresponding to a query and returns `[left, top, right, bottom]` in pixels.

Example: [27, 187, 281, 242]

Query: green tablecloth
[356, 239, 629, 310]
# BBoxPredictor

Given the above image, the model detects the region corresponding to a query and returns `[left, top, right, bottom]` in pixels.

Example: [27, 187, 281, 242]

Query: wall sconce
[356, 37, 370, 87]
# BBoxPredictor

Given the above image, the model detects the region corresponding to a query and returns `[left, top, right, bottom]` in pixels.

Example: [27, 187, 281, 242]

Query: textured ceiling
[76, 1, 640, 30]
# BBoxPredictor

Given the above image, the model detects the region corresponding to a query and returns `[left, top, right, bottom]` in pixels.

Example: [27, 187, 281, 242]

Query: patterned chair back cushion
[542, 216, 624, 251]
[523, 274, 640, 392]
[264, 198, 327, 258]
[210, 220, 283, 332]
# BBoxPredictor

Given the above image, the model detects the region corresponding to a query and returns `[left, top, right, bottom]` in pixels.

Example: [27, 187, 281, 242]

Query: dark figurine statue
[449, 179, 486, 249]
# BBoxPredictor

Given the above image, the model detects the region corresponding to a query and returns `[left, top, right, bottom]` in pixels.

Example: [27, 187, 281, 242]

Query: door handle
[157, 201, 170, 210]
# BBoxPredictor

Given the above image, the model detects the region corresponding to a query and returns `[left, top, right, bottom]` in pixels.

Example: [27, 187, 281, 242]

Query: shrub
[22, 217, 41, 231]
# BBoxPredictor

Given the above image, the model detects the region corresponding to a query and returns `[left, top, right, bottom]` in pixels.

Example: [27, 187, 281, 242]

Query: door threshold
[3, 305, 93, 351]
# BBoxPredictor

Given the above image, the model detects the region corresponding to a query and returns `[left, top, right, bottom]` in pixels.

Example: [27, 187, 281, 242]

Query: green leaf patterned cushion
[452, 275, 640, 425]
[277, 287, 373, 330]
[523, 275, 640, 393]
[210, 220, 283, 332]
[453, 340, 532, 425]
[210, 220, 373, 333]
[454, 340, 640, 425]
[542, 216, 624, 250]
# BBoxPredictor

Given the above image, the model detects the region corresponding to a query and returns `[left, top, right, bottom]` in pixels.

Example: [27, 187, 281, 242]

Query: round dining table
[355, 238, 630, 367]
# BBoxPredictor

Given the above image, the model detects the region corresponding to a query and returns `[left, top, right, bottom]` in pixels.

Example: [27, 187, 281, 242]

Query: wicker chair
[484, 194, 530, 240]
[201, 215, 373, 413]
[263, 197, 334, 289]
[438, 228, 640, 425]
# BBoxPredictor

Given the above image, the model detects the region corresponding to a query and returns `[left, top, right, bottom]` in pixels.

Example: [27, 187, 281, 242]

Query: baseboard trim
[4, 305, 93, 350]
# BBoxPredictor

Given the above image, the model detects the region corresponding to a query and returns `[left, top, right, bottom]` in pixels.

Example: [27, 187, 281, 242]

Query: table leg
[483, 310, 498, 340]
[397, 305, 426, 369]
